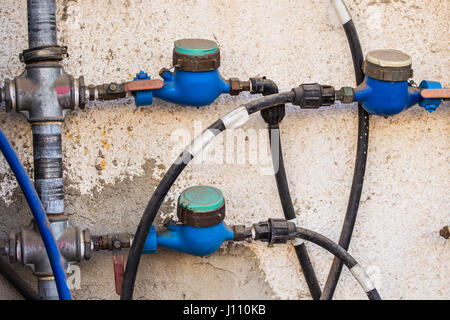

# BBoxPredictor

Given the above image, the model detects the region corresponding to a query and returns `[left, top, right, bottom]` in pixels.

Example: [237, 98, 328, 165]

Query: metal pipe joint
[3, 65, 85, 122]
[1, 219, 91, 276]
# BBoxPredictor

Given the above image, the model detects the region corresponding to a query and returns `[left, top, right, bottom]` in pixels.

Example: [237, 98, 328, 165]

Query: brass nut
[336, 87, 354, 104]
[229, 78, 242, 96]
[229, 78, 250, 96]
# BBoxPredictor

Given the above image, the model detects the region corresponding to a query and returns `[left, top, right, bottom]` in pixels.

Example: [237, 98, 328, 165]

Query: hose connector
[232, 225, 253, 241]
[229, 78, 251, 96]
[292, 83, 335, 108]
[253, 219, 297, 244]
[250, 77, 285, 125]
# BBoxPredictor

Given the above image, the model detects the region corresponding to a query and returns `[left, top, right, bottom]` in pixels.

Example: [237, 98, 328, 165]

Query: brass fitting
[229, 78, 251, 96]
[336, 86, 355, 104]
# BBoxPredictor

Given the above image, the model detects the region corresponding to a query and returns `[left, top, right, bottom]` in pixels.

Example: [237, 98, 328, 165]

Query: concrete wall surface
[0, 0, 448, 300]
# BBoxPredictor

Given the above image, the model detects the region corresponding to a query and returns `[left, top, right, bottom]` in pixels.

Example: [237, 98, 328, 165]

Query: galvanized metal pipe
[32, 123, 64, 215]
[27, 0, 57, 49]
[32, 123, 66, 299]
[38, 277, 59, 300]
[26, 0, 69, 299]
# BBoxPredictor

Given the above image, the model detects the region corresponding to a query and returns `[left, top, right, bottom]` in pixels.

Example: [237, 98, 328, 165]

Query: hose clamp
[19, 45, 68, 64]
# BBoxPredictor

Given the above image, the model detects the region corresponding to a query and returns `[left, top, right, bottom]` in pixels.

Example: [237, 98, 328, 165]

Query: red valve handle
[113, 254, 124, 296]
[125, 79, 164, 92]
[421, 88, 450, 99]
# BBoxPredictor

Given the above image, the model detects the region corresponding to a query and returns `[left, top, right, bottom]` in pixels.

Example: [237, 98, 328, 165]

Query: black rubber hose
[254, 77, 322, 299]
[321, 19, 369, 299]
[121, 93, 294, 299]
[0, 257, 39, 300]
[247, 92, 294, 115]
[295, 227, 381, 300]
[268, 124, 322, 300]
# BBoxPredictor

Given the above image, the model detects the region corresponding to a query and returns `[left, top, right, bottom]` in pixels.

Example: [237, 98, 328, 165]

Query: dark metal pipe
[32, 123, 64, 215]
[27, 0, 57, 49]
[37, 277, 59, 300]
[27, 1, 65, 216]
[20, 0, 70, 300]
[32, 122, 65, 299]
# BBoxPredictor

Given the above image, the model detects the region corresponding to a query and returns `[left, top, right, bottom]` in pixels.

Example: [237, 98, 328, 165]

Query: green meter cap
[179, 185, 223, 211]
[177, 186, 226, 227]
[172, 39, 221, 72]
[174, 39, 219, 56]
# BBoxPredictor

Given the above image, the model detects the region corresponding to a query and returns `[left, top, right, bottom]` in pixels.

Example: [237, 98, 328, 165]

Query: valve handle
[125, 79, 164, 92]
[113, 254, 124, 296]
[112, 238, 124, 296]
[421, 88, 450, 99]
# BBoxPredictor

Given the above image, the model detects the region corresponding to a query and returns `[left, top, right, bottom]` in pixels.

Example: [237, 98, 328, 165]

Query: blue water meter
[143, 186, 234, 256]
[353, 49, 423, 116]
[135, 39, 230, 107]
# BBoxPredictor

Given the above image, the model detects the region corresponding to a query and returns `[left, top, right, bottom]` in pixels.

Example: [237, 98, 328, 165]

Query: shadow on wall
[73, 246, 275, 300]
[62, 158, 275, 300]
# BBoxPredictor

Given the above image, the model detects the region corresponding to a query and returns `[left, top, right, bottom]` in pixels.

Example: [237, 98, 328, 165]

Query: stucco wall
[0, 0, 448, 300]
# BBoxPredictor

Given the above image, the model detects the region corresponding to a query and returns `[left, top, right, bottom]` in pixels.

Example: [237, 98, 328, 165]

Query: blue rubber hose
[0, 128, 71, 300]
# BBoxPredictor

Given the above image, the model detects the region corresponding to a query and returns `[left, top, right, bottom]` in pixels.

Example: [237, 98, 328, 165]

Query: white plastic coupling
[331, 0, 352, 25]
